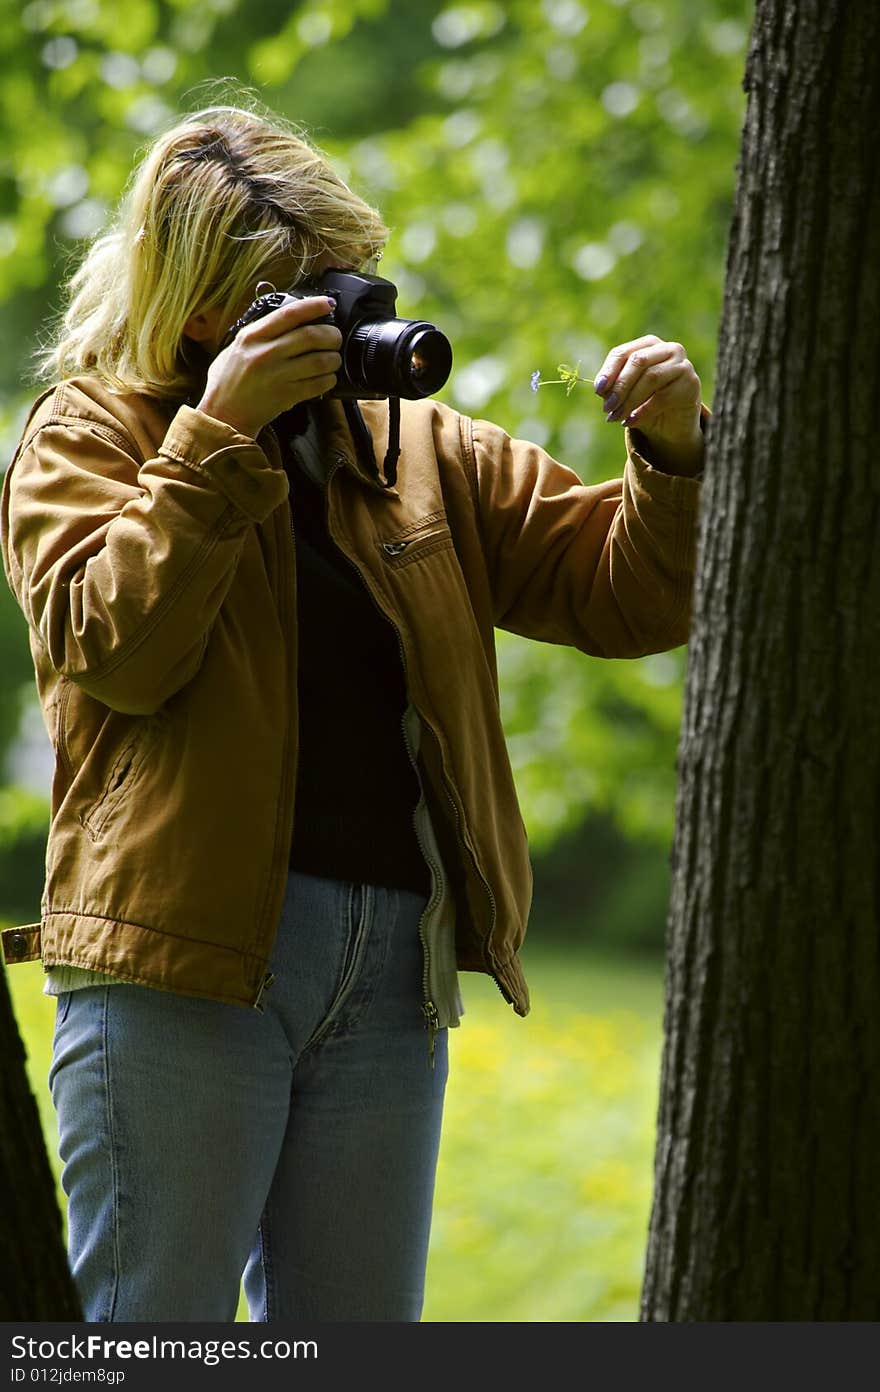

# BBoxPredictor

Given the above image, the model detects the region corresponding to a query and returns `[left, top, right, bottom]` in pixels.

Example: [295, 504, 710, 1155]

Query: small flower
[527, 361, 596, 396]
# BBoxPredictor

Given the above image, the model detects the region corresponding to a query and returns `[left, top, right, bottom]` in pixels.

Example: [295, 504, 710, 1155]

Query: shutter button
[8, 932, 28, 956]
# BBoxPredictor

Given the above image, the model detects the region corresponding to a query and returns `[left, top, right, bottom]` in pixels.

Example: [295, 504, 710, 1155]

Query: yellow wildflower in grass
[579, 1160, 643, 1206]
[424, 955, 664, 1321]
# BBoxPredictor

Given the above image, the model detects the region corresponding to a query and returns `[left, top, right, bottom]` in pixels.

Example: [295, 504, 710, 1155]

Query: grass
[7, 941, 665, 1323]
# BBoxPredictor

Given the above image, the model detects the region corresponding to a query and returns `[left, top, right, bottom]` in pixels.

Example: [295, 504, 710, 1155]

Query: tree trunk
[0, 969, 81, 1319]
[640, 0, 880, 1320]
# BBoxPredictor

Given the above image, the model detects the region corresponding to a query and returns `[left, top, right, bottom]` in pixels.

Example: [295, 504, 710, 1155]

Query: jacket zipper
[421, 719, 510, 1004]
[381, 529, 447, 558]
[399, 705, 444, 1067]
[252, 422, 294, 1015]
[430, 739, 508, 1005]
[254, 970, 275, 1012]
[325, 455, 509, 1027]
[322, 459, 441, 1062]
[276, 439, 460, 1046]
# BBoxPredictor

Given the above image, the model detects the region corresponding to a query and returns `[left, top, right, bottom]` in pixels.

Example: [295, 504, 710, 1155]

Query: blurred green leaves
[247, 0, 393, 86]
[0, 0, 752, 863]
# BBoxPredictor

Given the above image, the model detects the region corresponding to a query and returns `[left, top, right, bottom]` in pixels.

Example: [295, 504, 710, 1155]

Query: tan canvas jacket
[0, 377, 703, 1022]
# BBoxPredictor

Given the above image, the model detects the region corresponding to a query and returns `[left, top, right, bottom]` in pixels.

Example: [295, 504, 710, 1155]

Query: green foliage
[532, 807, 672, 953]
[0, 0, 753, 856]
[0, 589, 35, 766]
[0, 783, 49, 922]
[0, 781, 49, 841]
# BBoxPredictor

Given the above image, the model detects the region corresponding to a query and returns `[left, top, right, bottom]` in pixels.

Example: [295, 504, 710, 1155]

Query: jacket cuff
[624, 438, 704, 509]
[157, 405, 288, 523]
[624, 402, 709, 502]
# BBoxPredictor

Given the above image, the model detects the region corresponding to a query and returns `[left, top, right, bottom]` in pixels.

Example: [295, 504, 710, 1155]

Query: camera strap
[383, 397, 401, 489]
[342, 397, 401, 491]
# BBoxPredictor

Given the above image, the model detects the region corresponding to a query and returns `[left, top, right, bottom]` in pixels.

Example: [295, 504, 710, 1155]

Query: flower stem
[531, 361, 599, 395]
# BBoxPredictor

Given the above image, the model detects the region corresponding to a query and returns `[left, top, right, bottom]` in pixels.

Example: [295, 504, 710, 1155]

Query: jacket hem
[7, 913, 267, 1010]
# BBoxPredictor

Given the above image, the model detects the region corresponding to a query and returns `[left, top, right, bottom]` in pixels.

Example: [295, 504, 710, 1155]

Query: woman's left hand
[593, 334, 704, 476]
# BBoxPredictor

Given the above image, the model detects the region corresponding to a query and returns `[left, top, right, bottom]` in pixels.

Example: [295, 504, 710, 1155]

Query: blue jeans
[48, 870, 448, 1322]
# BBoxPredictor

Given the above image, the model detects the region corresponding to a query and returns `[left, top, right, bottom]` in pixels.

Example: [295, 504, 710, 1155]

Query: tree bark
[640, 0, 880, 1320]
[0, 969, 81, 1319]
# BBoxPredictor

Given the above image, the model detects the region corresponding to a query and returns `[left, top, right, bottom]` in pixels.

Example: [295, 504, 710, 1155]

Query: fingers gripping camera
[223, 269, 453, 401]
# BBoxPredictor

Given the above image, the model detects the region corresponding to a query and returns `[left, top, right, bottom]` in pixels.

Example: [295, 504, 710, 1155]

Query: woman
[0, 103, 705, 1322]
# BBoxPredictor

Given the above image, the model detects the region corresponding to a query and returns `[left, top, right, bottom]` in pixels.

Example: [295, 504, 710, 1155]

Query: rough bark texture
[0, 969, 81, 1318]
[640, 0, 880, 1320]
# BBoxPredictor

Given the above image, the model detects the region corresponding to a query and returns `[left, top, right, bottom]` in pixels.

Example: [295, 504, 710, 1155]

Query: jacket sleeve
[464, 413, 705, 658]
[1, 404, 289, 714]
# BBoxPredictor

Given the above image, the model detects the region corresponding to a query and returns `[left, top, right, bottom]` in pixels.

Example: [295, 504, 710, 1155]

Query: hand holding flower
[531, 334, 705, 478]
[593, 334, 703, 476]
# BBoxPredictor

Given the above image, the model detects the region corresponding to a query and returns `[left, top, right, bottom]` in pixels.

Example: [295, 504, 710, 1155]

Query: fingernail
[604, 392, 619, 413]
[593, 375, 608, 395]
[623, 413, 637, 426]
[605, 410, 618, 424]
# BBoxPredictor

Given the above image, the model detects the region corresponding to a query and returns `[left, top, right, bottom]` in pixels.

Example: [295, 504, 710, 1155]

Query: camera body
[223, 268, 452, 401]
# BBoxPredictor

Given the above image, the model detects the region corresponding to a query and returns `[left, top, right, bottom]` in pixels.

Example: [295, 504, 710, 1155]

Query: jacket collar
[313, 397, 401, 499]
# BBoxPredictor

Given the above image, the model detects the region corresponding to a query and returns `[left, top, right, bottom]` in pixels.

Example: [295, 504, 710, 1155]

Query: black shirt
[284, 442, 431, 897]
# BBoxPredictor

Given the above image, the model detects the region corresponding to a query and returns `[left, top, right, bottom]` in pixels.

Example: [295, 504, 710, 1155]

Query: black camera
[222, 268, 452, 401]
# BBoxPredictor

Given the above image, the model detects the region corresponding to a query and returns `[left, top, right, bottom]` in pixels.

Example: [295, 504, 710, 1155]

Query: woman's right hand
[195, 296, 343, 440]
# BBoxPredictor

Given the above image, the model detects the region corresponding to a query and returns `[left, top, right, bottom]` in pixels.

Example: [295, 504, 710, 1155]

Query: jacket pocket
[376, 516, 453, 568]
[79, 715, 165, 842]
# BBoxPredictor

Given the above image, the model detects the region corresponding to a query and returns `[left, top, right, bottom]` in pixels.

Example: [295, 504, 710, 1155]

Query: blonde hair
[35, 102, 390, 397]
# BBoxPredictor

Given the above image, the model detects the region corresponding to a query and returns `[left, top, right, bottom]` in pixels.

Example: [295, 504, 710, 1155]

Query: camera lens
[405, 328, 452, 393]
[347, 318, 453, 399]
